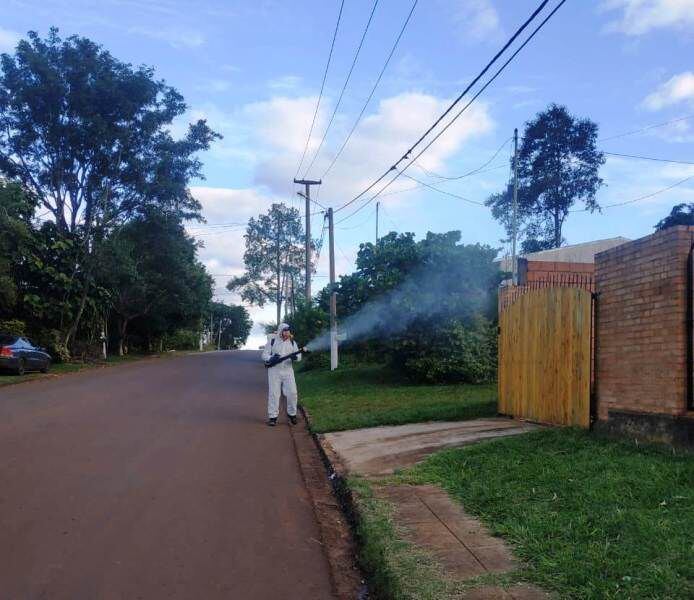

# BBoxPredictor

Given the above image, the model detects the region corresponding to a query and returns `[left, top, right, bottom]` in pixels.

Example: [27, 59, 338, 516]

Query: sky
[2, 0, 694, 348]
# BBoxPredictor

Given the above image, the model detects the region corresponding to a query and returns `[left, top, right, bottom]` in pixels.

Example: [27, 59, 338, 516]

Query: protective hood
[276, 323, 290, 337]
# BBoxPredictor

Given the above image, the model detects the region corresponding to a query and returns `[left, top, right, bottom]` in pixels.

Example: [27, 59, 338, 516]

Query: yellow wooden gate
[498, 287, 592, 428]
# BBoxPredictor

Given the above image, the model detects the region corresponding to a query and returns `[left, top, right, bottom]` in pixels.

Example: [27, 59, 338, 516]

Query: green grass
[0, 353, 168, 388]
[349, 477, 465, 600]
[297, 364, 497, 433]
[399, 429, 694, 599]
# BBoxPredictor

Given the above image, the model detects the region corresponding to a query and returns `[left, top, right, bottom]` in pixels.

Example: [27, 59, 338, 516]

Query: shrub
[391, 317, 497, 384]
[165, 329, 199, 351]
[0, 318, 26, 336]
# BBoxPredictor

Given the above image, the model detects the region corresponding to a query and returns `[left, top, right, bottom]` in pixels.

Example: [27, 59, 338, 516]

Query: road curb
[296, 404, 369, 599]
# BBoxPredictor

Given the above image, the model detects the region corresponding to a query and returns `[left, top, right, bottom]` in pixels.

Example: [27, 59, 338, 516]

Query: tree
[486, 104, 605, 249]
[655, 203, 694, 230]
[209, 302, 252, 349]
[0, 29, 220, 344]
[98, 213, 213, 355]
[228, 203, 316, 324]
[0, 181, 37, 315]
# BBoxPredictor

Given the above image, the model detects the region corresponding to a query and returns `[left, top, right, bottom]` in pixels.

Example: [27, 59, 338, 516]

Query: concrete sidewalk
[324, 417, 541, 477]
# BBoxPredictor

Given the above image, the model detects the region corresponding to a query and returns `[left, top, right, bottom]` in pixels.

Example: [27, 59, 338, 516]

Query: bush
[164, 329, 199, 351]
[0, 318, 26, 336]
[391, 317, 497, 384]
[33, 328, 71, 362]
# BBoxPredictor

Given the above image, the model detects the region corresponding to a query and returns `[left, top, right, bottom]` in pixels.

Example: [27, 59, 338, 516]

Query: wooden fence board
[498, 287, 591, 428]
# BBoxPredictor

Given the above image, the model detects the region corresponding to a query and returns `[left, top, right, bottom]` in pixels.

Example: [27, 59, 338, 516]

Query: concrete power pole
[511, 128, 519, 285]
[293, 178, 321, 303]
[327, 208, 338, 371]
[376, 201, 380, 244]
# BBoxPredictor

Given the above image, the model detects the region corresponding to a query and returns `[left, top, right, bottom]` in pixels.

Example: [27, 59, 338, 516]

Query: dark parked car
[0, 335, 52, 375]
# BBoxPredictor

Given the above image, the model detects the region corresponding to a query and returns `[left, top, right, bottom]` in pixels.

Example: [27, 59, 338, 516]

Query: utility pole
[376, 201, 380, 244]
[276, 209, 282, 325]
[294, 178, 321, 303]
[327, 208, 338, 371]
[511, 127, 519, 286]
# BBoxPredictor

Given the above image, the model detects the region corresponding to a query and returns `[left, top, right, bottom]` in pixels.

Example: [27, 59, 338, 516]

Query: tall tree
[209, 302, 252, 349]
[655, 203, 694, 230]
[486, 104, 605, 249]
[98, 213, 213, 355]
[227, 203, 315, 324]
[0, 29, 220, 344]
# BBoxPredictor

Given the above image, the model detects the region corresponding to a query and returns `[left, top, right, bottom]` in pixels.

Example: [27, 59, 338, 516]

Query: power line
[303, 0, 380, 178]
[379, 163, 507, 198]
[386, 0, 552, 179]
[294, 0, 345, 179]
[399, 172, 485, 205]
[337, 205, 378, 230]
[599, 115, 694, 143]
[320, 0, 419, 179]
[414, 137, 512, 180]
[337, 0, 567, 223]
[603, 151, 694, 166]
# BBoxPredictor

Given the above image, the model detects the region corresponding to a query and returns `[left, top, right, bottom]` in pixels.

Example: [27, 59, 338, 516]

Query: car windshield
[0, 334, 18, 345]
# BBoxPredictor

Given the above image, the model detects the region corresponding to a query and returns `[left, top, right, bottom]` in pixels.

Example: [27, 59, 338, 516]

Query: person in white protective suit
[262, 323, 302, 426]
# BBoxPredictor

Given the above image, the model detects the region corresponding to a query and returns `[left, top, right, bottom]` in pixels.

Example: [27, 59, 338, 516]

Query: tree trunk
[65, 279, 91, 349]
[118, 318, 129, 357]
[554, 208, 561, 248]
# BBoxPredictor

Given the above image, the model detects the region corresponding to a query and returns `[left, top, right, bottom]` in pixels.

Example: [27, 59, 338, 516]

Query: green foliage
[228, 202, 318, 324]
[655, 203, 694, 230]
[32, 328, 70, 362]
[0, 29, 220, 345]
[407, 429, 694, 599]
[314, 231, 500, 383]
[286, 302, 329, 346]
[398, 318, 497, 384]
[164, 329, 199, 351]
[486, 104, 605, 249]
[209, 302, 252, 349]
[0, 319, 26, 336]
[297, 364, 497, 433]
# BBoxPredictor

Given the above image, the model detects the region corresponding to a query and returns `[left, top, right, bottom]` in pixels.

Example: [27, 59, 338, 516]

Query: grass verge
[0, 353, 170, 388]
[399, 428, 694, 599]
[297, 364, 497, 433]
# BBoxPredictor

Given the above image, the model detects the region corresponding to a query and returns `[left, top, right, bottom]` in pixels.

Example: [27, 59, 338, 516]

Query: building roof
[497, 237, 630, 271]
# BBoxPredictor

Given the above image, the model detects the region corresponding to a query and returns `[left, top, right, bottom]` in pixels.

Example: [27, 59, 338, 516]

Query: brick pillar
[595, 226, 694, 444]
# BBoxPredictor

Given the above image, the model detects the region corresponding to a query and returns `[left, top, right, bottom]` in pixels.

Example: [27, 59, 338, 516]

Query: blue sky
[2, 0, 694, 345]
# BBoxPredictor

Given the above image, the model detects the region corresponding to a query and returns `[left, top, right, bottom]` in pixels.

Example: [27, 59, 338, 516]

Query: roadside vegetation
[0, 30, 250, 363]
[297, 363, 496, 433]
[373, 429, 693, 599]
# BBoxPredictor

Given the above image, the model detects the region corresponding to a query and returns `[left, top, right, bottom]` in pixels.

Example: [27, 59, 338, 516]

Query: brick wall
[521, 259, 594, 284]
[595, 226, 694, 421]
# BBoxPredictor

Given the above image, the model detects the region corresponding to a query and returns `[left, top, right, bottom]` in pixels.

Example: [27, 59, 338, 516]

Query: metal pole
[327, 208, 338, 371]
[376, 201, 379, 244]
[511, 127, 519, 285]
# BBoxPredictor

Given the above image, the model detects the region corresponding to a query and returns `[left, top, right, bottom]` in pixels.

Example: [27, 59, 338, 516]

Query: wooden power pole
[294, 178, 321, 303]
[327, 207, 338, 371]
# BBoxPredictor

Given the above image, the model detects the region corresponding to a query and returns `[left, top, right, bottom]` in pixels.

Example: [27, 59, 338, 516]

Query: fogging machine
[264, 347, 307, 369]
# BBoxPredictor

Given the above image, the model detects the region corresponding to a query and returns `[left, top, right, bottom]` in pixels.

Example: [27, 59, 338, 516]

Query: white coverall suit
[262, 324, 301, 419]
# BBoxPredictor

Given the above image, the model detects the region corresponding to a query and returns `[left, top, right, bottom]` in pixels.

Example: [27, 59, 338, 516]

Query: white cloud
[643, 71, 694, 110]
[451, 0, 502, 42]
[602, 0, 694, 35]
[128, 26, 205, 48]
[0, 26, 21, 52]
[268, 75, 302, 90]
[243, 91, 495, 204]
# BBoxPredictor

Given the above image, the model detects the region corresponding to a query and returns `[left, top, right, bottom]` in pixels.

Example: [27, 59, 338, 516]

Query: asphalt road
[0, 351, 335, 599]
